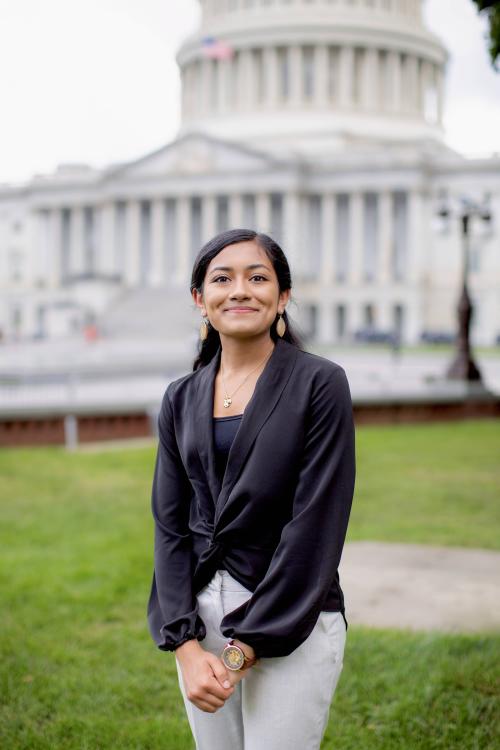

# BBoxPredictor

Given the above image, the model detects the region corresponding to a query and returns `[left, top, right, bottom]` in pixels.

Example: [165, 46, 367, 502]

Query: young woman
[147, 228, 356, 750]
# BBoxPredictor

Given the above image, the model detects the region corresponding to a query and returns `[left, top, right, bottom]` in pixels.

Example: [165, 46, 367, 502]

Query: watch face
[223, 645, 244, 670]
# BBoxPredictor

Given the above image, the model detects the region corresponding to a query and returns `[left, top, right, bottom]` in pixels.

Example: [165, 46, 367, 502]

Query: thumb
[207, 652, 233, 690]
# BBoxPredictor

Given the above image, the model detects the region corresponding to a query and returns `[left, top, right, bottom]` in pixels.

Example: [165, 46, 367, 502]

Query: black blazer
[147, 336, 356, 658]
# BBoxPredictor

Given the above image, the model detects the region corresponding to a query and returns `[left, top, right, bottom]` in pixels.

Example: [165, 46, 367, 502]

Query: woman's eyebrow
[209, 263, 270, 274]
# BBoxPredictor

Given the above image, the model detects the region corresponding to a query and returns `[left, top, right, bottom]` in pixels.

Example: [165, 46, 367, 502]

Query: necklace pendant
[223, 397, 232, 408]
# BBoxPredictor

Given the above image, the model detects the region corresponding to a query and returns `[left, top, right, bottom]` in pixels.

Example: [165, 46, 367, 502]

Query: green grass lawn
[1, 419, 499, 749]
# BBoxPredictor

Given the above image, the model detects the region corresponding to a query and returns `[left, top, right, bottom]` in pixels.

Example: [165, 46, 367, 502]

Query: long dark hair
[190, 228, 305, 371]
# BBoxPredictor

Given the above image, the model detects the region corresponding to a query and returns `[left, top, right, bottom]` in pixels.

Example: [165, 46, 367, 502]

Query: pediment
[105, 133, 279, 181]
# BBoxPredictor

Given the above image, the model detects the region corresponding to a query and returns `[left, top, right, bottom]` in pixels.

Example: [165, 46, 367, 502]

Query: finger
[192, 694, 226, 713]
[207, 672, 234, 700]
[207, 653, 233, 690]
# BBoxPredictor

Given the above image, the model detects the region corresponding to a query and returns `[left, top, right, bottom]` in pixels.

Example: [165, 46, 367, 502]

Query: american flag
[201, 36, 234, 61]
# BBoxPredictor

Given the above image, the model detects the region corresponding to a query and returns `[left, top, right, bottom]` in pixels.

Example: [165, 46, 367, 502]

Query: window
[270, 193, 284, 243]
[353, 48, 364, 104]
[363, 303, 375, 328]
[164, 199, 177, 278]
[303, 303, 318, 340]
[83, 206, 97, 274]
[253, 49, 265, 103]
[115, 202, 127, 277]
[190, 197, 203, 259]
[242, 194, 256, 227]
[392, 191, 407, 280]
[363, 193, 378, 282]
[335, 304, 347, 339]
[328, 47, 340, 102]
[393, 303, 404, 341]
[216, 195, 229, 232]
[278, 47, 290, 101]
[303, 46, 315, 100]
[61, 208, 71, 283]
[306, 195, 322, 278]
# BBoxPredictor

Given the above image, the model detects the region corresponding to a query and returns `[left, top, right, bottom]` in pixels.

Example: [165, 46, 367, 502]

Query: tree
[471, 1, 500, 70]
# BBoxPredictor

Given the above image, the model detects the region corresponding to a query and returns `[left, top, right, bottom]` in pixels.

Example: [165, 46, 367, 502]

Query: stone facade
[0, 0, 499, 346]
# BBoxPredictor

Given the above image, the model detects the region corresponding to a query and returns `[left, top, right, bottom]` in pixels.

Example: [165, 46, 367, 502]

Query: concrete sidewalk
[340, 541, 500, 633]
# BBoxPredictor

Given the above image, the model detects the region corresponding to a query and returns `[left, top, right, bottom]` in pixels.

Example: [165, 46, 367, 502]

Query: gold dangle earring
[199, 316, 209, 342]
[276, 312, 286, 337]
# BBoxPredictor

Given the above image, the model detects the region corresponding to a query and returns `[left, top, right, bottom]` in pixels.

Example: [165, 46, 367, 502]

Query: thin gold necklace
[220, 344, 275, 408]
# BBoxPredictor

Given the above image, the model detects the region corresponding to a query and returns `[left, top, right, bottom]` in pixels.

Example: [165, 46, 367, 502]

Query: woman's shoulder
[164, 368, 201, 402]
[295, 346, 347, 380]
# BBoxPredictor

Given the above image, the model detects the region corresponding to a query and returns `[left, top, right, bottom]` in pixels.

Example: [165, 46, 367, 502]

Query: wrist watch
[221, 639, 256, 671]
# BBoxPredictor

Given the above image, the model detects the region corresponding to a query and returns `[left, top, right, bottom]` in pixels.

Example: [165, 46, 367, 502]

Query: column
[390, 50, 402, 114]
[49, 209, 62, 288]
[175, 196, 191, 285]
[263, 46, 279, 108]
[70, 206, 85, 276]
[317, 299, 335, 346]
[362, 47, 378, 111]
[378, 190, 392, 285]
[240, 49, 254, 111]
[229, 194, 243, 227]
[289, 45, 302, 107]
[321, 193, 335, 283]
[256, 192, 271, 234]
[222, 58, 233, 113]
[35, 210, 50, 286]
[202, 194, 217, 243]
[339, 45, 354, 109]
[436, 65, 444, 125]
[349, 192, 363, 285]
[407, 189, 423, 284]
[216, 60, 225, 113]
[124, 200, 140, 286]
[404, 55, 418, 114]
[201, 58, 212, 116]
[314, 44, 329, 107]
[99, 202, 116, 275]
[150, 198, 164, 286]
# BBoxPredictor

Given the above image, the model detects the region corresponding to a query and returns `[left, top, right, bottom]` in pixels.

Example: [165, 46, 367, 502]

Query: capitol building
[1, 0, 499, 346]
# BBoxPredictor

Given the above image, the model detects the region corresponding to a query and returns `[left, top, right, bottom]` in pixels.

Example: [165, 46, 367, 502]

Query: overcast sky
[0, 0, 499, 185]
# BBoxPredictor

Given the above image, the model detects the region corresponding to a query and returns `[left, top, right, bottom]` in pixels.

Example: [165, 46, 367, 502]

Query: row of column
[202, 0, 421, 19]
[306, 299, 410, 344]
[36, 189, 420, 291]
[182, 45, 443, 123]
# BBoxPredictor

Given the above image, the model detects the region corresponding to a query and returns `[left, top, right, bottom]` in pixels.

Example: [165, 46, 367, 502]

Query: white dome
[177, 0, 447, 154]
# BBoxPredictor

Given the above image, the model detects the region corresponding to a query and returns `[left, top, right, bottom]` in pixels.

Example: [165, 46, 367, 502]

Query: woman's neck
[218, 334, 275, 376]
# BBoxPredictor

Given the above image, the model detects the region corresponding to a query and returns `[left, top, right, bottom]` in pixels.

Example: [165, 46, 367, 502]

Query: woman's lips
[225, 308, 257, 312]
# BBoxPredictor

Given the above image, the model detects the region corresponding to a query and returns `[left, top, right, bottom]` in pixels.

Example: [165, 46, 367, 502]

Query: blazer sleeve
[147, 383, 207, 652]
[220, 365, 356, 658]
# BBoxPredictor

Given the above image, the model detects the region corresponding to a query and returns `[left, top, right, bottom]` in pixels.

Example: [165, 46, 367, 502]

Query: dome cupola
[177, 0, 447, 152]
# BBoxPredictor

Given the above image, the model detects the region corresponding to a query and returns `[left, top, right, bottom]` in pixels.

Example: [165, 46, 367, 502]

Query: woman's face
[193, 240, 290, 341]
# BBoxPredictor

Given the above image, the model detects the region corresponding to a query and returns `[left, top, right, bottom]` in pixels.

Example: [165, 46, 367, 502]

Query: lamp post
[437, 197, 492, 383]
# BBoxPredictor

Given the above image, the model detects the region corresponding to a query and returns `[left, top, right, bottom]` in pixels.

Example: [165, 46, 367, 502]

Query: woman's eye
[212, 275, 267, 283]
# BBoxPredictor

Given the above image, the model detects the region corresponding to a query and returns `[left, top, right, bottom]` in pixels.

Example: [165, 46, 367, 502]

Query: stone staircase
[97, 285, 199, 342]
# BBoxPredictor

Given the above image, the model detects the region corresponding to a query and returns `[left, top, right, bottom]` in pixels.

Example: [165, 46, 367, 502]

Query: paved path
[340, 541, 500, 633]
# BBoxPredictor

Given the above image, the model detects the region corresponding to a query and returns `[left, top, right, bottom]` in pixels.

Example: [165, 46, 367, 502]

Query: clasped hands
[175, 638, 257, 713]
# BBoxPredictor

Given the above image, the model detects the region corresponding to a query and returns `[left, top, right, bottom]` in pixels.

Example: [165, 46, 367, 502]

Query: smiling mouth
[225, 308, 258, 312]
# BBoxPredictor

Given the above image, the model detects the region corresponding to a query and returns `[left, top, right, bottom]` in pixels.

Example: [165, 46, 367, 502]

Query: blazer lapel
[194, 337, 299, 530]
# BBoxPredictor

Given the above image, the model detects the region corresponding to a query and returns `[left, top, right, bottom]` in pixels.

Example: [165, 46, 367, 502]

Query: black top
[147, 337, 356, 659]
[213, 413, 243, 484]
[212, 413, 243, 573]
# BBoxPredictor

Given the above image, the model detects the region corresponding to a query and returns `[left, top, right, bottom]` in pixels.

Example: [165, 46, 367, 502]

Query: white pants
[175, 569, 346, 750]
